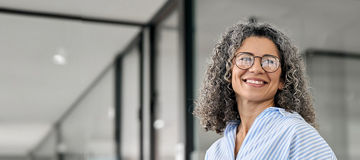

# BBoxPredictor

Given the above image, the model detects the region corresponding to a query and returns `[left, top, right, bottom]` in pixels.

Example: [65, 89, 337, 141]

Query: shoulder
[272, 108, 320, 138]
[288, 125, 337, 159]
[205, 137, 224, 155]
[253, 107, 314, 143]
[205, 121, 239, 159]
[206, 121, 238, 150]
[264, 108, 321, 142]
[274, 109, 337, 159]
[270, 108, 337, 159]
[270, 107, 310, 129]
[205, 134, 229, 160]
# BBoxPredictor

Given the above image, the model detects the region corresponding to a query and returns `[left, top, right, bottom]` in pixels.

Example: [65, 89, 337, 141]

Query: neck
[236, 98, 275, 135]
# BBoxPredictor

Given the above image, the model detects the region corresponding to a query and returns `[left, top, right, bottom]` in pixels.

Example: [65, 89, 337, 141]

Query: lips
[242, 78, 268, 87]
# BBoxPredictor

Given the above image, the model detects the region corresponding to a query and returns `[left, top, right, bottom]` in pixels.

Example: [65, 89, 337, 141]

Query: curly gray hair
[193, 21, 316, 134]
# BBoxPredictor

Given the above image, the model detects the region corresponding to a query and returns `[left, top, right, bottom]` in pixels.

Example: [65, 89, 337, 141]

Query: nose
[248, 58, 265, 73]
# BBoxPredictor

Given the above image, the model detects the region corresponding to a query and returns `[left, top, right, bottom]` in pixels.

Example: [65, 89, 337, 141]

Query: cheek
[231, 67, 246, 84]
[231, 68, 238, 82]
[269, 71, 282, 86]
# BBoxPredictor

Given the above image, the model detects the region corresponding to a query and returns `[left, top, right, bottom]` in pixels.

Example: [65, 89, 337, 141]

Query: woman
[193, 21, 337, 160]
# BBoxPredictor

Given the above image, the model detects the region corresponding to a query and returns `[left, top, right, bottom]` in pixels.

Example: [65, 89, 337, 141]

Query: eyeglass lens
[235, 53, 280, 72]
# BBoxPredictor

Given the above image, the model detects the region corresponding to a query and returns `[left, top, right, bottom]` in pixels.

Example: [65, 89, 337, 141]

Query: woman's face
[231, 36, 283, 104]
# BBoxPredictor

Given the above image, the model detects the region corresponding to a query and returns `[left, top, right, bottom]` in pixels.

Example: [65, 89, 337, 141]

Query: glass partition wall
[116, 39, 142, 160]
[60, 65, 117, 160]
[153, 8, 184, 160]
[306, 50, 360, 160]
[31, 130, 58, 160]
[31, 65, 117, 160]
[28, 1, 195, 160]
[148, 1, 195, 159]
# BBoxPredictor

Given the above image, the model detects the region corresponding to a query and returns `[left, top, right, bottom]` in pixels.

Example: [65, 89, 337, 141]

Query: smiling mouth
[242, 79, 268, 85]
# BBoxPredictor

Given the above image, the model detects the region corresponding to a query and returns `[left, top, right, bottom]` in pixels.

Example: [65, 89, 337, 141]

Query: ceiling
[0, 0, 166, 156]
[0, 0, 166, 23]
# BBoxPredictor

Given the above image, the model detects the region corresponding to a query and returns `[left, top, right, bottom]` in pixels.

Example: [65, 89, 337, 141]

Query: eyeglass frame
[233, 52, 281, 73]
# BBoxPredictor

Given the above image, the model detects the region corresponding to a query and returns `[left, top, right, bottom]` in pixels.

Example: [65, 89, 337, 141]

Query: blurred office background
[0, 0, 359, 160]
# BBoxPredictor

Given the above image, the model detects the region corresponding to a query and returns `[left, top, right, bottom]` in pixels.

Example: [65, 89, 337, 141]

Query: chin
[240, 93, 272, 102]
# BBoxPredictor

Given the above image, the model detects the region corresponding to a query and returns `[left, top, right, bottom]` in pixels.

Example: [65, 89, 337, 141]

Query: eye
[262, 56, 278, 67]
[240, 57, 252, 62]
[265, 59, 275, 64]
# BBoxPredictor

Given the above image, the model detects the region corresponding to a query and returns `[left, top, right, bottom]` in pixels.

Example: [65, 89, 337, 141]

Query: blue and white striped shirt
[205, 107, 337, 160]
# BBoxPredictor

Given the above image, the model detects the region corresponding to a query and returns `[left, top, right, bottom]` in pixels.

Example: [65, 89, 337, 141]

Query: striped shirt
[205, 107, 337, 160]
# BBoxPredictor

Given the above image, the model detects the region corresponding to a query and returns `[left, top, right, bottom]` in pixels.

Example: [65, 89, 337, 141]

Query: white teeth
[246, 79, 264, 84]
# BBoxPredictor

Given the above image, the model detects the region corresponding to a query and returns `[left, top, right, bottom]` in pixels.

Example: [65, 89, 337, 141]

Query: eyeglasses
[234, 52, 281, 73]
